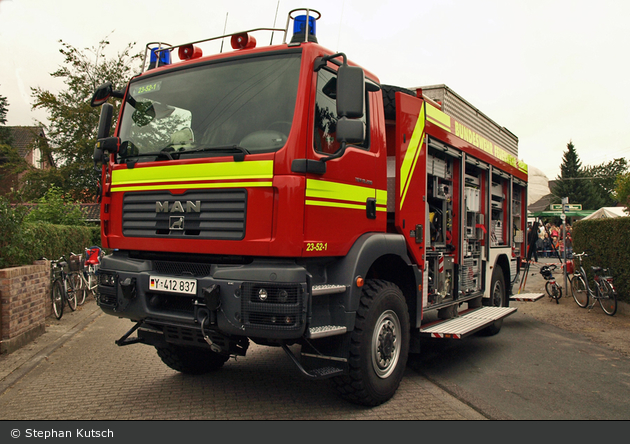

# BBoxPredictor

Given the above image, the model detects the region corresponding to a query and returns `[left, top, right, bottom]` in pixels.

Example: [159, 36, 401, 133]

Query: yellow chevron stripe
[399, 103, 426, 209]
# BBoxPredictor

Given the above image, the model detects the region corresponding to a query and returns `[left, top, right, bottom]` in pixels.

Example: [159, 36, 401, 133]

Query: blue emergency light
[149, 47, 172, 69]
[291, 14, 318, 43]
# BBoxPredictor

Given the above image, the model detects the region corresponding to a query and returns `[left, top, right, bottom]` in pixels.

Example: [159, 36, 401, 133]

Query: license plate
[149, 276, 197, 295]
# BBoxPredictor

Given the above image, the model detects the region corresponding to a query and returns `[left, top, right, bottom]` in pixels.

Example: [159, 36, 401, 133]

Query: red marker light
[230, 33, 256, 50]
[178, 45, 203, 61]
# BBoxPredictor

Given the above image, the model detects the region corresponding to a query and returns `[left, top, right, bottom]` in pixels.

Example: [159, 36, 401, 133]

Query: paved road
[0, 300, 484, 421]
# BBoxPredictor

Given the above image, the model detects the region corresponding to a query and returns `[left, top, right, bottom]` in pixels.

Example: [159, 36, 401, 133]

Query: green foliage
[551, 141, 605, 210]
[0, 88, 13, 146]
[583, 158, 628, 207]
[0, 195, 100, 268]
[0, 195, 28, 268]
[24, 36, 141, 201]
[24, 185, 85, 225]
[572, 217, 630, 304]
[614, 172, 630, 214]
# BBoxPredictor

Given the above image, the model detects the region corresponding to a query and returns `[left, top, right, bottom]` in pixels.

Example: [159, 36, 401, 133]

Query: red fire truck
[91, 8, 538, 406]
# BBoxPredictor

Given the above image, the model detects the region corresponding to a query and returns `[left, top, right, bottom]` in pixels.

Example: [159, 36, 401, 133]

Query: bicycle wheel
[545, 281, 561, 304]
[51, 279, 64, 320]
[65, 275, 78, 311]
[570, 275, 589, 308]
[598, 280, 617, 316]
[74, 272, 87, 306]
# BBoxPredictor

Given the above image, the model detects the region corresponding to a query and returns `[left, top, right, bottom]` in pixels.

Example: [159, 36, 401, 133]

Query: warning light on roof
[149, 47, 172, 69]
[290, 12, 319, 44]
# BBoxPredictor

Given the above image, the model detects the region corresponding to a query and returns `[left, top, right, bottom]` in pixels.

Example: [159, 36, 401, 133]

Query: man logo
[156, 200, 201, 213]
[169, 216, 185, 231]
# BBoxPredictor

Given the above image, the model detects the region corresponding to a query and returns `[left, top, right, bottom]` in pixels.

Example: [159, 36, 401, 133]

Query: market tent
[580, 206, 627, 220]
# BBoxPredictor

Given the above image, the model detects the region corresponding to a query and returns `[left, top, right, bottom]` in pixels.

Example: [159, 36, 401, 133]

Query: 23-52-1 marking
[306, 242, 328, 252]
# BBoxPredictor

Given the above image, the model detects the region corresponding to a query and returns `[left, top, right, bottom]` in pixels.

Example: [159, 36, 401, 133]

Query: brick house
[0, 126, 52, 195]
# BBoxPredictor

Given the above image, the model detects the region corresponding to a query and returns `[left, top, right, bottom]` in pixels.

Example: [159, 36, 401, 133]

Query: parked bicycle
[46, 256, 79, 320]
[75, 246, 102, 305]
[570, 252, 617, 316]
[540, 264, 562, 304]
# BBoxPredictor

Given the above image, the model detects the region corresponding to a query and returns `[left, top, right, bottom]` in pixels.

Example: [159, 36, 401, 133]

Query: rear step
[420, 306, 517, 339]
[510, 293, 545, 302]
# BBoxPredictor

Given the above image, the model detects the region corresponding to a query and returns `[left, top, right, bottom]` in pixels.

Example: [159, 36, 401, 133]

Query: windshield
[117, 53, 301, 161]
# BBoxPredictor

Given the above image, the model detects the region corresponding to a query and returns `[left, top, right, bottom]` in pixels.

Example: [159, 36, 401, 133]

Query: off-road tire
[479, 267, 507, 336]
[381, 85, 416, 120]
[332, 279, 410, 406]
[155, 344, 229, 375]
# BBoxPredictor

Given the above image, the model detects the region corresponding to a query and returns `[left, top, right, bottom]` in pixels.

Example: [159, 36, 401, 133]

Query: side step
[510, 293, 545, 302]
[420, 306, 517, 339]
[312, 284, 347, 296]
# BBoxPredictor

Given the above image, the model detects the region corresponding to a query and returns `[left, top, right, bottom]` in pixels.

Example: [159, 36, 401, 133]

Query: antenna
[220, 12, 229, 53]
[270, 1, 280, 45]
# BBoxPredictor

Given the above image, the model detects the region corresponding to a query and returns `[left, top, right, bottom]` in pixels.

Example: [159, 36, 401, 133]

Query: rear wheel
[598, 280, 617, 316]
[571, 275, 589, 308]
[51, 279, 64, 320]
[156, 344, 229, 375]
[332, 279, 410, 406]
[479, 267, 506, 336]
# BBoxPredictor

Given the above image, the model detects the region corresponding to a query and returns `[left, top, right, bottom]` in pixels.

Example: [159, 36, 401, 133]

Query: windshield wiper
[181, 144, 250, 162]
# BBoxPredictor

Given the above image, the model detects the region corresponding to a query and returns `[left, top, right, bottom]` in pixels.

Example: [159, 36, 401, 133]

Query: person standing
[527, 221, 539, 262]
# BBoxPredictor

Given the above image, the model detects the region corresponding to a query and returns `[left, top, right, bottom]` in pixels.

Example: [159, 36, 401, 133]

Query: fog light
[278, 289, 288, 303]
[258, 288, 268, 301]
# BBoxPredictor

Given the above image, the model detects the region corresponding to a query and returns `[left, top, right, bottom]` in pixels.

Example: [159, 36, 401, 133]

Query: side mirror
[91, 82, 124, 107]
[336, 65, 365, 119]
[91, 82, 114, 107]
[97, 103, 114, 139]
[336, 117, 365, 144]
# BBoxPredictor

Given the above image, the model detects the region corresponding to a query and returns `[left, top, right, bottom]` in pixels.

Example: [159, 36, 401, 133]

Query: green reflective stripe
[112, 181, 273, 193]
[306, 200, 366, 210]
[111, 160, 274, 190]
[400, 103, 426, 209]
[426, 105, 452, 132]
[306, 179, 374, 203]
[376, 189, 387, 207]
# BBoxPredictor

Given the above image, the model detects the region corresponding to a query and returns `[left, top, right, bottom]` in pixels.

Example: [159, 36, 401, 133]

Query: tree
[23, 36, 141, 201]
[0, 88, 12, 146]
[24, 185, 85, 226]
[583, 158, 628, 207]
[614, 172, 630, 214]
[550, 141, 605, 210]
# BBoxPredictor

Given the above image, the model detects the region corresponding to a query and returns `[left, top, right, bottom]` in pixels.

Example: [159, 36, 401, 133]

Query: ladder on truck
[419, 306, 517, 339]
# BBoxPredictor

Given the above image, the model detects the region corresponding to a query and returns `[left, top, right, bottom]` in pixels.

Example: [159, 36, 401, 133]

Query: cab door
[302, 64, 383, 257]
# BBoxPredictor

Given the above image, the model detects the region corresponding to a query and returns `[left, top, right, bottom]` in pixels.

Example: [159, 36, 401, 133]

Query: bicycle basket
[68, 254, 83, 272]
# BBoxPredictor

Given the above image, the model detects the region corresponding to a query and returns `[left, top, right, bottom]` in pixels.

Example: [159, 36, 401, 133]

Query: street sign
[550, 204, 582, 211]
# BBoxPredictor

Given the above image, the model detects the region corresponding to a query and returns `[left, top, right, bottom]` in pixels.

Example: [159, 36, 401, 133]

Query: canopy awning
[528, 210, 595, 218]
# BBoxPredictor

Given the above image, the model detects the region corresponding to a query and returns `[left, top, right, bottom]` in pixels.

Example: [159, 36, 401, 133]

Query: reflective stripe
[111, 160, 273, 192]
[399, 103, 426, 209]
[426, 105, 452, 132]
[306, 179, 386, 212]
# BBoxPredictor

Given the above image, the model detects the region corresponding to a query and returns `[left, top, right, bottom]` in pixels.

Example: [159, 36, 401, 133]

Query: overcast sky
[1, 0, 629, 180]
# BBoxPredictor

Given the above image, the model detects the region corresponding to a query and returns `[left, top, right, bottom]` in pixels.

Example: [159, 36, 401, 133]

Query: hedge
[0, 221, 100, 268]
[572, 217, 629, 304]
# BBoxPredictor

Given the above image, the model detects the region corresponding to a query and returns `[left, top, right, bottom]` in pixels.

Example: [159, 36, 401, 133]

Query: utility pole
[561, 197, 568, 291]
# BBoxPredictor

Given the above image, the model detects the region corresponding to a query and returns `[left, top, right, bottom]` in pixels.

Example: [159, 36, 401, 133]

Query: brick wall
[0, 260, 49, 354]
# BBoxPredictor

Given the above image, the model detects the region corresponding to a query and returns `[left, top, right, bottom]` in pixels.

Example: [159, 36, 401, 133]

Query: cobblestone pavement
[0, 299, 485, 420]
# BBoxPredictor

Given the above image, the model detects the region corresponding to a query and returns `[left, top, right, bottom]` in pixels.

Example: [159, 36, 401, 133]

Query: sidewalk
[0, 298, 102, 394]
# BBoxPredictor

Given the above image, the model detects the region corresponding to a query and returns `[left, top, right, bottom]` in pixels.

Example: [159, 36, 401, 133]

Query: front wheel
[598, 280, 617, 316]
[545, 281, 562, 304]
[73, 273, 86, 306]
[332, 279, 410, 406]
[570, 275, 589, 308]
[65, 275, 77, 311]
[156, 344, 229, 375]
[51, 279, 64, 320]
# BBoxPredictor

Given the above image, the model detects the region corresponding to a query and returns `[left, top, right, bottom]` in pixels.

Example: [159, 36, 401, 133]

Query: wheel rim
[491, 279, 504, 307]
[371, 310, 401, 379]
